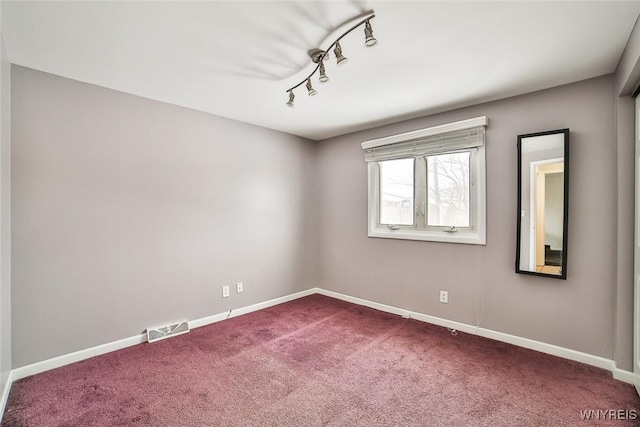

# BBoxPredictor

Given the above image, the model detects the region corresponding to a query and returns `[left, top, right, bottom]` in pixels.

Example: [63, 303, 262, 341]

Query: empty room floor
[2, 294, 638, 426]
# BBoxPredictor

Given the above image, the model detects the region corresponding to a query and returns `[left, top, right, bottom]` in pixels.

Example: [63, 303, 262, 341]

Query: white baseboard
[6, 286, 636, 389]
[613, 367, 637, 384]
[12, 288, 318, 381]
[190, 288, 317, 329]
[12, 334, 146, 381]
[315, 288, 630, 382]
[0, 370, 13, 421]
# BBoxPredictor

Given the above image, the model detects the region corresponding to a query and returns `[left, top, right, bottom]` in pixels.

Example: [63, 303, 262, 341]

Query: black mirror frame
[515, 129, 569, 280]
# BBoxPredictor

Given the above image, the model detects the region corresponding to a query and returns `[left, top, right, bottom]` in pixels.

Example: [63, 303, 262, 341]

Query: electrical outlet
[222, 285, 230, 298]
[439, 290, 449, 304]
[236, 282, 243, 294]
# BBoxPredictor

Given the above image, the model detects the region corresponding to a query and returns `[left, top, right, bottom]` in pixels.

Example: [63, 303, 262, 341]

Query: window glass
[379, 158, 415, 226]
[426, 152, 471, 228]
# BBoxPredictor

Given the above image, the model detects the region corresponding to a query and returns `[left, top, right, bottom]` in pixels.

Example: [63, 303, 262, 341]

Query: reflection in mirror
[516, 129, 569, 279]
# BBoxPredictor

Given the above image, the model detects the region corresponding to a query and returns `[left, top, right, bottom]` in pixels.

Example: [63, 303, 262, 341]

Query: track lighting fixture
[364, 20, 377, 47]
[319, 62, 329, 83]
[285, 10, 376, 107]
[286, 91, 295, 108]
[306, 79, 317, 96]
[333, 41, 348, 66]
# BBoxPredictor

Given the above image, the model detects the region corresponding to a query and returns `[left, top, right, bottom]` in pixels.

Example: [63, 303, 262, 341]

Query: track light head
[319, 62, 329, 83]
[364, 20, 377, 47]
[286, 91, 295, 108]
[333, 41, 348, 66]
[306, 79, 317, 96]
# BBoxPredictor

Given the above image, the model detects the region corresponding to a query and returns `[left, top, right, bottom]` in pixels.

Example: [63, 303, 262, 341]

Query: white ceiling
[3, 1, 640, 141]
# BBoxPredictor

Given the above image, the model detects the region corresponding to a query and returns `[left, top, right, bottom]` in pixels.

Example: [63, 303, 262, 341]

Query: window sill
[368, 227, 486, 245]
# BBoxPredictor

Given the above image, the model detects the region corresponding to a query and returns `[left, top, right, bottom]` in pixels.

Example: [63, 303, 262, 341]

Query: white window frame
[362, 116, 487, 245]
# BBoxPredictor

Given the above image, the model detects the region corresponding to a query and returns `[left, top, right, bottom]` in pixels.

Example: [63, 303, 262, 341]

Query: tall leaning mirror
[516, 129, 569, 279]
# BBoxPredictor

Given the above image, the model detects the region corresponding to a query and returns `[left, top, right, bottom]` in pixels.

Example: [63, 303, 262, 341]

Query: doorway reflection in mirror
[516, 129, 569, 279]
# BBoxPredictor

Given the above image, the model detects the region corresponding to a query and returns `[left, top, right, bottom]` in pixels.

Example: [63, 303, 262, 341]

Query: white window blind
[362, 116, 488, 163]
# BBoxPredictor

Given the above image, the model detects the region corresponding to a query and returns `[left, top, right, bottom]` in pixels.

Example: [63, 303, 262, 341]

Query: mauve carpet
[2, 294, 639, 426]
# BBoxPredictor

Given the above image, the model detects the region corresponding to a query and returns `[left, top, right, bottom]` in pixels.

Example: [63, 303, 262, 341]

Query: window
[379, 158, 415, 226]
[362, 116, 487, 244]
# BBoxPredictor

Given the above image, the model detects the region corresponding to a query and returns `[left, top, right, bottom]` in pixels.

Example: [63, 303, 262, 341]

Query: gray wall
[317, 75, 618, 360]
[615, 14, 640, 96]
[613, 16, 640, 372]
[11, 66, 318, 367]
[0, 13, 11, 396]
[614, 95, 634, 371]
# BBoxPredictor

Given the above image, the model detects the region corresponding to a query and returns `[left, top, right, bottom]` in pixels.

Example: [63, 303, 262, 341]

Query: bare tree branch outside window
[427, 152, 470, 227]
